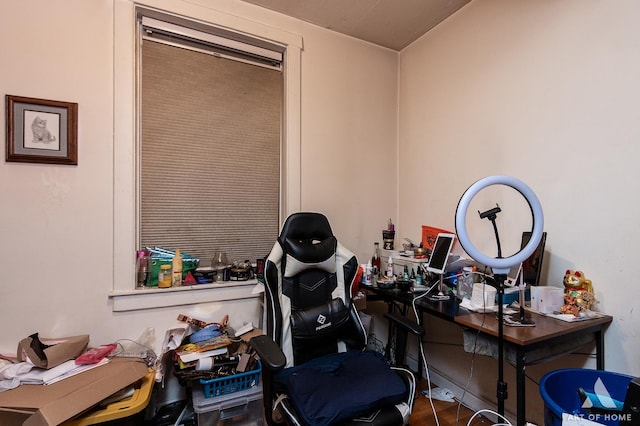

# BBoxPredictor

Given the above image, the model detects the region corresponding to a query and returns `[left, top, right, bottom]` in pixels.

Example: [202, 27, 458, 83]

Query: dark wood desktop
[365, 284, 613, 426]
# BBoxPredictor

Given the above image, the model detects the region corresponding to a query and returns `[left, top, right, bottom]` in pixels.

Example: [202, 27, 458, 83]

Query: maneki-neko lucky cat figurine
[560, 269, 596, 316]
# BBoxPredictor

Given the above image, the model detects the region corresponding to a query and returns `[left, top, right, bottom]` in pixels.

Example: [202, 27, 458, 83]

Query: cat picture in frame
[6, 95, 77, 165]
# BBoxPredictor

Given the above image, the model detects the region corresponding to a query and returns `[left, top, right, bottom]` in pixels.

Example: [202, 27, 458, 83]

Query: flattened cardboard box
[0, 358, 148, 426]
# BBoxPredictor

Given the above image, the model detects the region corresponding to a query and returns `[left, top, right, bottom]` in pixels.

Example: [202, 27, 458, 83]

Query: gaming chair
[250, 212, 415, 426]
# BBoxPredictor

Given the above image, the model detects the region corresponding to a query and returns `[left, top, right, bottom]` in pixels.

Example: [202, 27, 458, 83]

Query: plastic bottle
[386, 256, 394, 278]
[212, 252, 229, 282]
[415, 268, 423, 286]
[365, 261, 373, 285]
[158, 264, 172, 288]
[371, 242, 381, 278]
[135, 250, 150, 288]
[172, 249, 183, 287]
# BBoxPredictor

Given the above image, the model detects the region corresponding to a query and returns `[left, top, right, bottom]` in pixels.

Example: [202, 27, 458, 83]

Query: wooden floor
[410, 381, 493, 426]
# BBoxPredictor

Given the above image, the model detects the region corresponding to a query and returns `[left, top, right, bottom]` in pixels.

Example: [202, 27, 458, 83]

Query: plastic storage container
[63, 369, 155, 425]
[540, 368, 634, 426]
[192, 383, 264, 426]
[200, 361, 261, 398]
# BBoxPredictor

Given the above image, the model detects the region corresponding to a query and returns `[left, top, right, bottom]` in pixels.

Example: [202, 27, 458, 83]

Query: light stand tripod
[455, 175, 545, 420]
[478, 204, 508, 414]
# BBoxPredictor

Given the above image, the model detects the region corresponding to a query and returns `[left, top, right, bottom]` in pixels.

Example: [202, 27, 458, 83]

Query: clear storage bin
[192, 383, 264, 426]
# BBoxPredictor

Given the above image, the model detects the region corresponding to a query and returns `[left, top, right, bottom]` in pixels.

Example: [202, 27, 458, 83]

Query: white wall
[399, 0, 640, 422]
[0, 0, 398, 356]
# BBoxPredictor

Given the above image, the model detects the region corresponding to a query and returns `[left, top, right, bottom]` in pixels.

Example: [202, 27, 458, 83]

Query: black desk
[365, 285, 613, 426]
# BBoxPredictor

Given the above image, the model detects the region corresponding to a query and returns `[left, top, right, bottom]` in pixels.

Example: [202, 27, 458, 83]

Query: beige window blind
[139, 16, 282, 268]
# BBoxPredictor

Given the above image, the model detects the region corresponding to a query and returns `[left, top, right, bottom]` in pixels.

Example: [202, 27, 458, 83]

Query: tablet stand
[505, 267, 535, 326]
[428, 274, 451, 301]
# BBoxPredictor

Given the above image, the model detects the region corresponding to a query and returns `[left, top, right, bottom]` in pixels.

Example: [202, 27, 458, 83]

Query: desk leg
[417, 311, 424, 379]
[384, 301, 395, 364]
[516, 347, 526, 426]
[595, 329, 605, 370]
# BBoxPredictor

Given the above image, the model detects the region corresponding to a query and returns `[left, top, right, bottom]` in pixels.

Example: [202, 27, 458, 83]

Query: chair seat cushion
[278, 350, 407, 426]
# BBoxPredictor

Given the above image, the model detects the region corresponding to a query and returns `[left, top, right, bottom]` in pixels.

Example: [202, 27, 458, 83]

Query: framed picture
[6, 95, 78, 165]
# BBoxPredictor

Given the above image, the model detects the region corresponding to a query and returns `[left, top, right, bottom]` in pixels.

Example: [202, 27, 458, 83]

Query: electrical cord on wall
[410, 282, 442, 426]
[410, 270, 501, 426]
[454, 270, 491, 425]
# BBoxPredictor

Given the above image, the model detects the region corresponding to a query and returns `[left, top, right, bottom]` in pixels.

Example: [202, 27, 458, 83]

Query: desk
[365, 285, 612, 426]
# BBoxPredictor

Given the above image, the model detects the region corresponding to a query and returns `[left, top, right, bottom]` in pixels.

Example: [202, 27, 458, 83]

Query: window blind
[139, 18, 282, 268]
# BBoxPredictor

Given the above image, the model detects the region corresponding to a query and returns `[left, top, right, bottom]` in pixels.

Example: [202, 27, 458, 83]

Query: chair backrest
[262, 212, 365, 367]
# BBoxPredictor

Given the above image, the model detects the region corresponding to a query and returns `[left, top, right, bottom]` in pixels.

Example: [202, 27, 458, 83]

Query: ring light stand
[455, 175, 544, 417]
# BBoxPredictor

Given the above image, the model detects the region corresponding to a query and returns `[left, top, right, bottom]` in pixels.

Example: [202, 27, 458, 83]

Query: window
[137, 10, 283, 270]
[112, 1, 301, 307]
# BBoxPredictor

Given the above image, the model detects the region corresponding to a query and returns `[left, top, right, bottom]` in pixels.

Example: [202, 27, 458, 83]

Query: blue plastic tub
[539, 368, 634, 426]
[199, 360, 261, 399]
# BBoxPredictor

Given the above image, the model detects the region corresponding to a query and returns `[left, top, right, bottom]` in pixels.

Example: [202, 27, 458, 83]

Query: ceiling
[237, 0, 472, 51]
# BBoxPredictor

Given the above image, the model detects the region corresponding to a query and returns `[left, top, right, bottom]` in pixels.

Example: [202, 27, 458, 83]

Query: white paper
[19, 358, 109, 385]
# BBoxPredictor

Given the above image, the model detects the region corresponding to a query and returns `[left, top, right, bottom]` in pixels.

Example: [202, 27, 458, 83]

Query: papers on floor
[20, 358, 109, 385]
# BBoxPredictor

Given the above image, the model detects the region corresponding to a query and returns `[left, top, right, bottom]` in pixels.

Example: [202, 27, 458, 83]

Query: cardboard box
[0, 358, 149, 426]
[530, 285, 564, 314]
[17, 334, 89, 370]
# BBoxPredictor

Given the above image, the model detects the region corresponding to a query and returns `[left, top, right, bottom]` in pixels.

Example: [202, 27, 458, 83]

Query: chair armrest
[249, 335, 286, 371]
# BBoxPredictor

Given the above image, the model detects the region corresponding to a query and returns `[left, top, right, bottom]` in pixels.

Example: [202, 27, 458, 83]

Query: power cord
[455, 271, 491, 425]
[412, 270, 497, 426]
[467, 408, 512, 426]
[112, 338, 158, 367]
[411, 283, 442, 426]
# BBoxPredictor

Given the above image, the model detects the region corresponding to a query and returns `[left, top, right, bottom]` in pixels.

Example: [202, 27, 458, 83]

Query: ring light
[455, 175, 544, 275]
[455, 175, 544, 417]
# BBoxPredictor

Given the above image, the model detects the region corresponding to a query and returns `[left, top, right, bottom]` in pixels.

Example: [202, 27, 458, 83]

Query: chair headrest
[283, 237, 337, 277]
[279, 213, 338, 277]
[279, 212, 333, 242]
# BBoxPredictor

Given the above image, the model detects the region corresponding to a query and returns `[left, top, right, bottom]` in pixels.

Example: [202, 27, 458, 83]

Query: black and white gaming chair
[251, 212, 415, 426]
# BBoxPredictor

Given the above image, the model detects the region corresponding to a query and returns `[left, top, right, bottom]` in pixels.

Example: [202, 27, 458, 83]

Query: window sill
[109, 280, 262, 312]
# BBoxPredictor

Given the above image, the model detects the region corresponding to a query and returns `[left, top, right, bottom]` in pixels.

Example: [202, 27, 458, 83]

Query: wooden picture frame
[6, 95, 78, 165]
